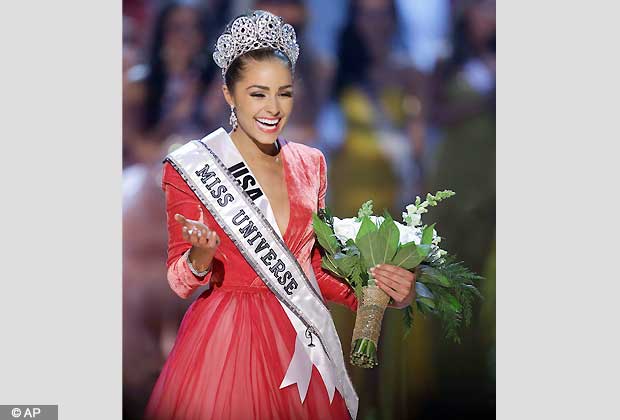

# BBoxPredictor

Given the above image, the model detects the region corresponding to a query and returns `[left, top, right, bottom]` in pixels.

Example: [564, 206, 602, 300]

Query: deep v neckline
[235, 137, 293, 240]
[274, 139, 293, 240]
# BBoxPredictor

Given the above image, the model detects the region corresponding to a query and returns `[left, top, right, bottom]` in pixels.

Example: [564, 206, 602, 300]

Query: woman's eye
[280, 92, 293, 97]
[250, 92, 266, 97]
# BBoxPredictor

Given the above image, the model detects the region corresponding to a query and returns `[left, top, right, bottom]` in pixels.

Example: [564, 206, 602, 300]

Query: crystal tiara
[212, 10, 300, 78]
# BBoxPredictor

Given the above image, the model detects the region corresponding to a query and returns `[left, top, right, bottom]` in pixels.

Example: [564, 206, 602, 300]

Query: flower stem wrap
[350, 284, 390, 368]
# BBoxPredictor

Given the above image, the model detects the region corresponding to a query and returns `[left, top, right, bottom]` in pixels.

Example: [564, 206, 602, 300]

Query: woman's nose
[264, 96, 281, 116]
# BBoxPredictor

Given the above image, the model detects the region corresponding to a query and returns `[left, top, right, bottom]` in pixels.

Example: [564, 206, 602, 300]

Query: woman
[327, 0, 423, 217]
[144, 10, 416, 420]
[123, 1, 219, 168]
[427, 0, 495, 276]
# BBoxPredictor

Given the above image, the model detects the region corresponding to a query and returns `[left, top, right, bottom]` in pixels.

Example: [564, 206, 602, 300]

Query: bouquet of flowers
[312, 191, 482, 368]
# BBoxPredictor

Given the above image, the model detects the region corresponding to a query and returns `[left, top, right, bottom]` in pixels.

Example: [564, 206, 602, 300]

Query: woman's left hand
[370, 264, 416, 309]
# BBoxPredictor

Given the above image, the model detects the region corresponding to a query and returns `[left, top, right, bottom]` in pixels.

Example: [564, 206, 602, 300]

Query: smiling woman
[222, 50, 294, 140]
[143, 10, 415, 420]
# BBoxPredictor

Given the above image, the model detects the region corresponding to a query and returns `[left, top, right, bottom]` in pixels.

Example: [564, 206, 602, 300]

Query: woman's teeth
[256, 117, 280, 126]
[255, 117, 281, 132]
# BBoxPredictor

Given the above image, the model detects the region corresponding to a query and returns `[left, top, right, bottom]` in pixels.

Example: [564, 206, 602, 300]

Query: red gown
[144, 140, 358, 420]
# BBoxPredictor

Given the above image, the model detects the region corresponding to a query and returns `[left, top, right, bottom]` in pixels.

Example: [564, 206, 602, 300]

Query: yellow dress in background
[328, 86, 412, 217]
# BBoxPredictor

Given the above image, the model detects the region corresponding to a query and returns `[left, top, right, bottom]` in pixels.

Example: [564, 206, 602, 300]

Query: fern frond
[413, 254, 483, 342]
[402, 305, 414, 339]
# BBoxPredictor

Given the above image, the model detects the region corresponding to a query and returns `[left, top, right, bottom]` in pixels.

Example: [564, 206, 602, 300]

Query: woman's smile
[255, 117, 282, 133]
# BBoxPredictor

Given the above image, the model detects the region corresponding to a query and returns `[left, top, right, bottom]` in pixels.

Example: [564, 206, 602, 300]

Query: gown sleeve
[311, 151, 358, 312]
[162, 162, 223, 299]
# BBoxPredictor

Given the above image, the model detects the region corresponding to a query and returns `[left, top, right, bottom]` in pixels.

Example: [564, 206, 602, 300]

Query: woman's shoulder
[160, 134, 208, 183]
[281, 139, 326, 166]
[281, 140, 328, 182]
[162, 159, 189, 191]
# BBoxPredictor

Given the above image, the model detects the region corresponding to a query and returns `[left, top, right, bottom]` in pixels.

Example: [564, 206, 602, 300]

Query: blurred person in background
[325, 0, 426, 218]
[123, 0, 155, 52]
[427, 0, 495, 277]
[123, 137, 197, 420]
[395, 0, 451, 76]
[303, 0, 348, 95]
[123, 16, 142, 169]
[122, 2, 226, 418]
[419, 0, 496, 417]
[302, 0, 350, 154]
[394, 0, 452, 192]
[123, 0, 218, 167]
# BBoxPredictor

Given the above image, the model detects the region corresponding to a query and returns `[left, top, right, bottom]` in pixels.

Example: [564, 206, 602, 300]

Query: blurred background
[122, 0, 495, 418]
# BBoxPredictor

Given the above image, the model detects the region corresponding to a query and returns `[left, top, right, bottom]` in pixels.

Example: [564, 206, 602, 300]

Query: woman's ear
[222, 84, 234, 108]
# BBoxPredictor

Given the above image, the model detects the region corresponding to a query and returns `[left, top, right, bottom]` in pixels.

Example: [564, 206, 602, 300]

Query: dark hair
[224, 48, 293, 92]
[142, 1, 217, 132]
[331, 0, 399, 99]
[449, 8, 496, 73]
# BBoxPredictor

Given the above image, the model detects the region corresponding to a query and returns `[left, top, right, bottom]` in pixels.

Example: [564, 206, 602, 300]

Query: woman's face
[357, 0, 394, 54]
[223, 58, 294, 146]
[164, 6, 203, 58]
[467, 1, 496, 46]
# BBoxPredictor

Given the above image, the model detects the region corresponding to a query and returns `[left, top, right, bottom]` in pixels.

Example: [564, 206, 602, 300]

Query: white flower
[369, 216, 385, 226]
[332, 217, 361, 242]
[402, 204, 423, 227]
[395, 221, 422, 245]
[405, 204, 419, 214]
[432, 229, 441, 245]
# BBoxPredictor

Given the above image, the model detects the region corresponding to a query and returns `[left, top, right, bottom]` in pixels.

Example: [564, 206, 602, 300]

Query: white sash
[166, 128, 358, 419]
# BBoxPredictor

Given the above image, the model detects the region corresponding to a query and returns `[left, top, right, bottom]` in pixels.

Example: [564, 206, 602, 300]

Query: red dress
[144, 140, 358, 420]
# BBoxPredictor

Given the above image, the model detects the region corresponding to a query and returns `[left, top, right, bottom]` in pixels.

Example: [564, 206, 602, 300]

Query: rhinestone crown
[212, 10, 300, 78]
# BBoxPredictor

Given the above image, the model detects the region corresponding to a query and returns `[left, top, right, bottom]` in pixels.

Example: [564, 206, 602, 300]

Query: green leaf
[416, 300, 432, 315]
[377, 214, 399, 263]
[391, 242, 431, 269]
[357, 228, 400, 272]
[419, 265, 452, 287]
[312, 213, 341, 255]
[321, 254, 342, 277]
[403, 305, 414, 338]
[421, 223, 436, 245]
[445, 294, 462, 312]
[343, 239, 360, 256]
[462, 283, 484, 299]
[355, 216, 378, 243]
[350, 270, 364, 300]
[333, 253, 359, 277]
[417, 297, 436, 309]
[415, 282, 434, 299]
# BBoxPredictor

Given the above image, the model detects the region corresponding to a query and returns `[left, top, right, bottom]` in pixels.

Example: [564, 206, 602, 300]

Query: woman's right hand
[174, 212, 220, 271]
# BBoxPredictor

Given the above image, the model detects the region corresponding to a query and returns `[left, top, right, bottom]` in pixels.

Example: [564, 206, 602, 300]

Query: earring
[229, 105, 238, 130]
